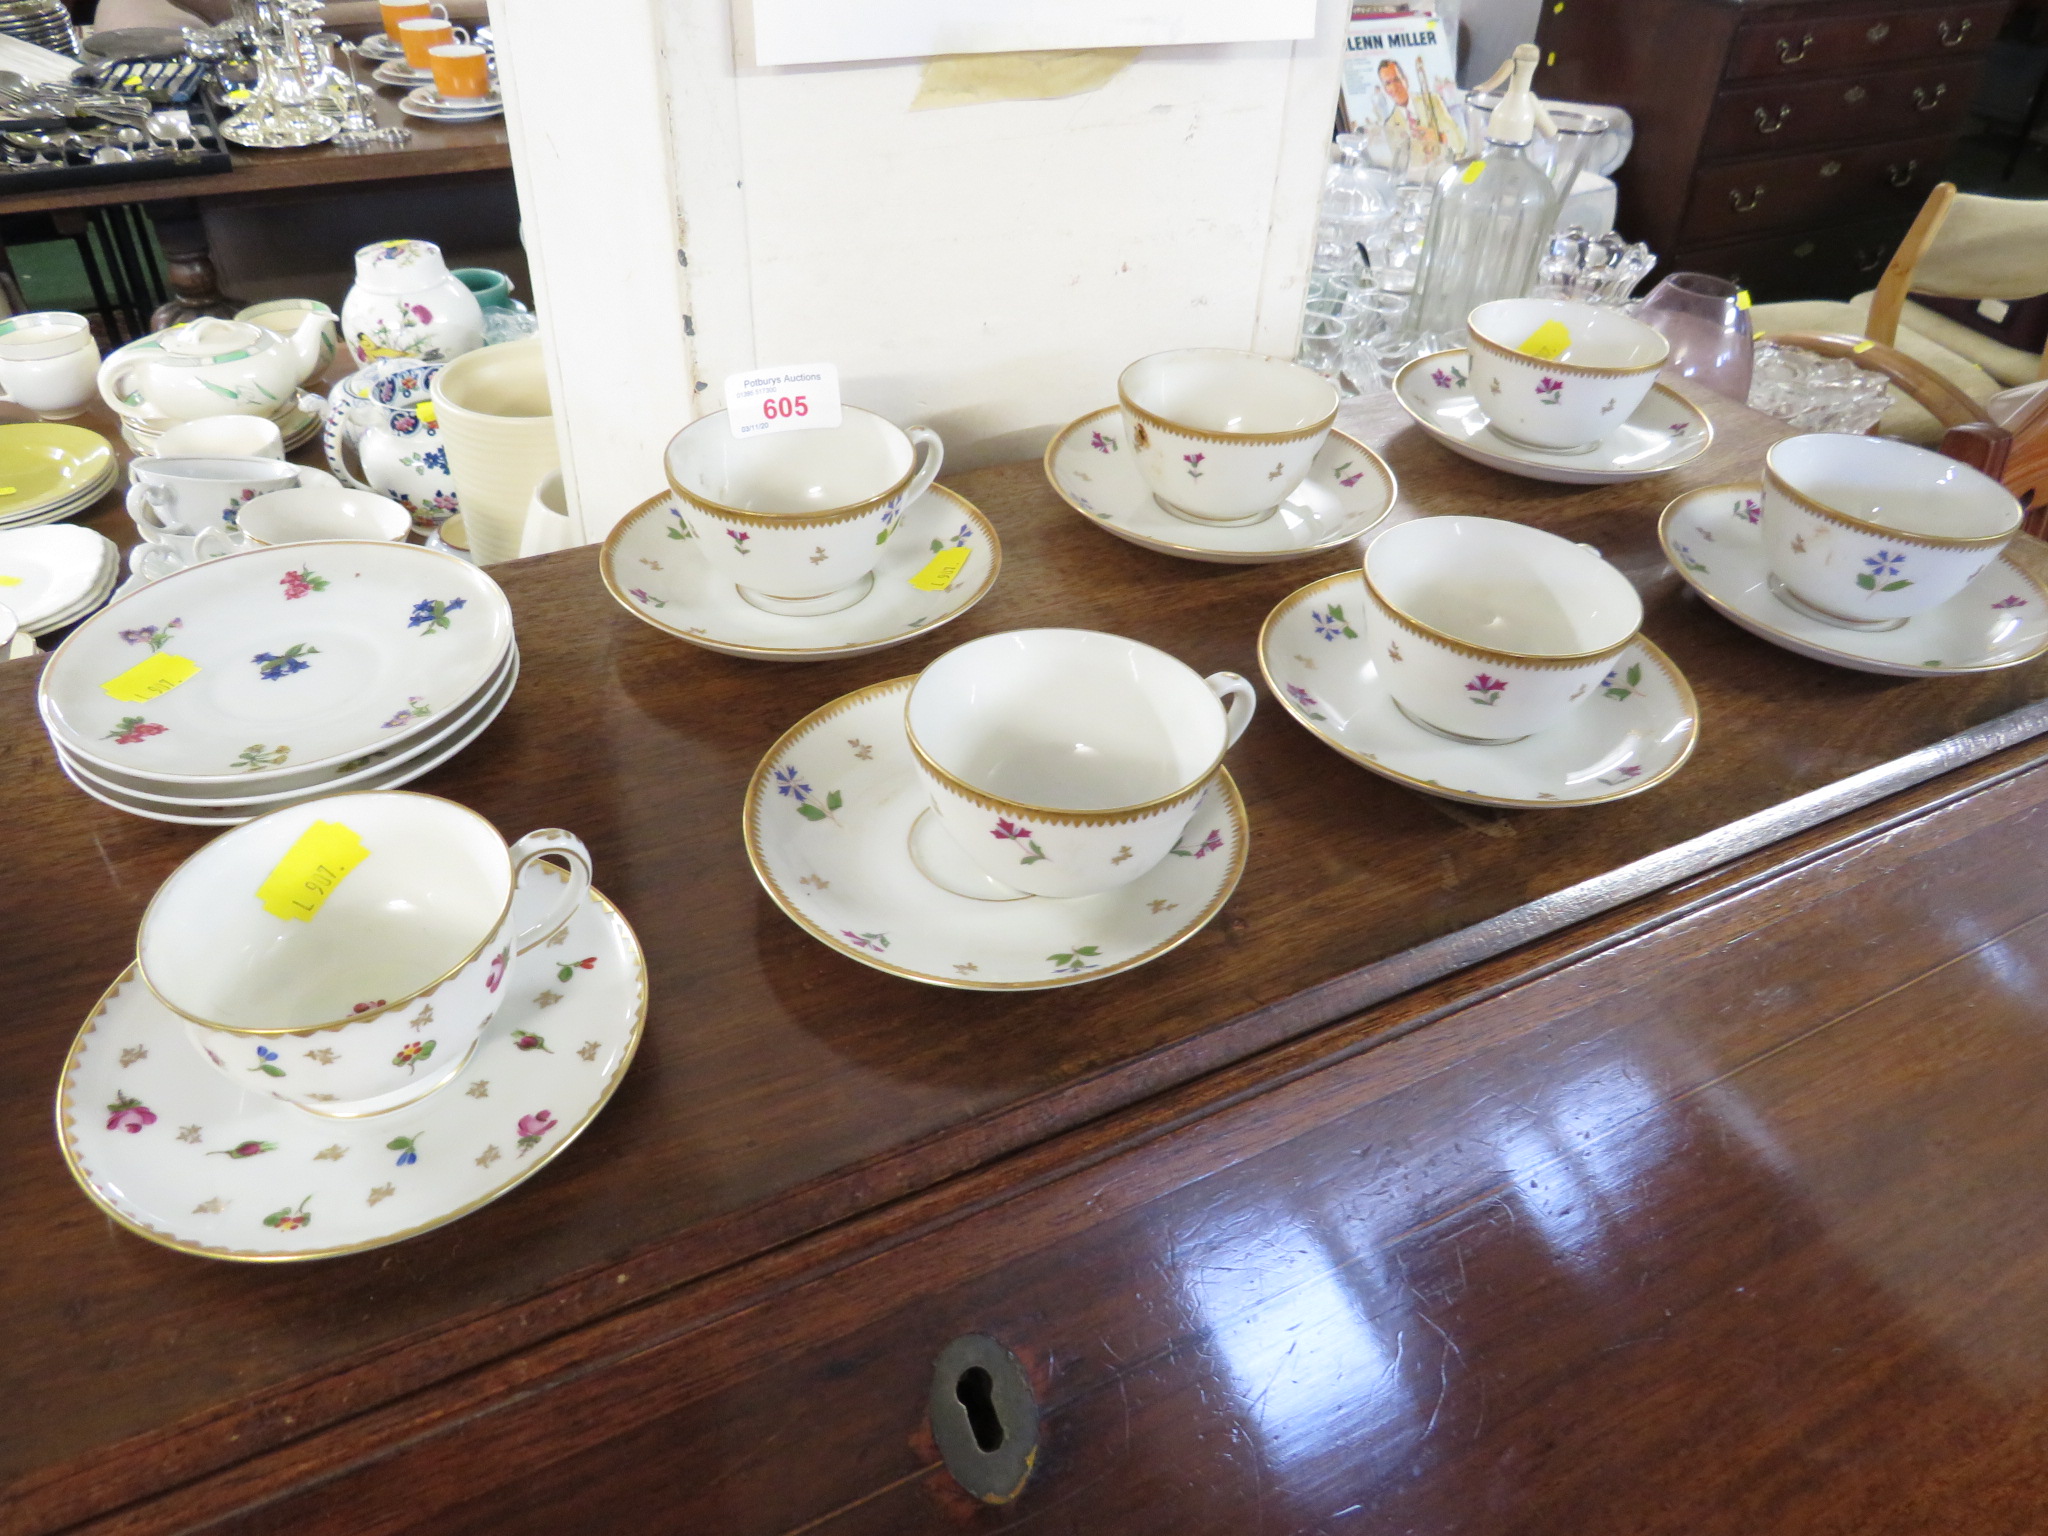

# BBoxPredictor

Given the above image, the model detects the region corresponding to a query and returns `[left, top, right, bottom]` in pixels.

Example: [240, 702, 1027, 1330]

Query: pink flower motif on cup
[516, 1109, 558, 1156]
[1089, 431, 1117, 453]
[991, 817, 1049, 865]
[1466, 673, 1508, 705]
[105, 1091, 156, 1133]
[1183, 452, 1205, 479]
[1735, 497, 1762, 525]
[106, 716, 167, 745]
[1535, 377, 1564, 405]
[727, 529, 751, 554]
[840, 930, 890, 952]
[1171, 828, 1224, 860]
[484, 946, 510, 993]
[1993, 594, 2028, 609]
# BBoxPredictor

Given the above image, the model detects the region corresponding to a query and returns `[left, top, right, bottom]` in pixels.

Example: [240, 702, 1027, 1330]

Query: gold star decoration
[192, 1197, 224, 1215]
[304, 1047, 338, 1064]
[314, 1144, 347, 1161]
[306, 1093, 337, 1102]
[953, 962, 979, 974]
[409, 1003, 433, 1031]
[639, 557, 661, 570]
[1111, 846, 1133, 865]
[476, 1144, 502, 1168]
[533, 989, 563, 1009]
[545, 928, 569, 947]
[799, 874, 829, 891]
[119, 1046, 148, 1068]
[577, 1041, 601, 1061]
[1148, 899, 1179, 914]
[467, 1080, 489, 1098]
[1293, 653, 1316, 671]
[848, 739, 873, 759]
[177, 1125, 202, 1144]
[810, 545, 828, 565]
[368, 1183, 395, 1206]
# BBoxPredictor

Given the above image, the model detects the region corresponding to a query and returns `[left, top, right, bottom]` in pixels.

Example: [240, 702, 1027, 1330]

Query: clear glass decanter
[1406, 44, 1560, 349]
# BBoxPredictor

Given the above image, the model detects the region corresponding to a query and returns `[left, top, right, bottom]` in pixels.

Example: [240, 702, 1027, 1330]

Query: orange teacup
[378, 0, 437, 40]
[399, 17, 464, 69]
[428, 43, 492, 101]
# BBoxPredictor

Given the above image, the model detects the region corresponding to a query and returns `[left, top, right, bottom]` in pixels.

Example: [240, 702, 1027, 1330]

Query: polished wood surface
[0, 83, 509, 218]
[7, 387, 2048, 1530]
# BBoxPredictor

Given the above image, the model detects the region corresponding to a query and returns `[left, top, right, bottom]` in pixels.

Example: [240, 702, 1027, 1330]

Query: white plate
[24, 561, 118, 636]
[1259, 571, 1699, 808]
[1394, 348, 1713, 486]
[0, 524, 116, 628]
[372, 59, 433, 86]
[745, 678, 1249, 989]
[398, 87, 502, 121]
[41, 539, 511, 781]
[403, 84, 502, 110]
[601, 486, 1001, 661]
[1043, 406, 1396, 564]
[65, 643, 518, 803]
[358, 30, 405, 61]
[53, 648, 518, 823]
[1659, 483, 2048, 677]
[57, 877, 644, 1261]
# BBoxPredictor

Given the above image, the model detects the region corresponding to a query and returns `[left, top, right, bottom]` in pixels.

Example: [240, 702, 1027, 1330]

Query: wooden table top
[0, 78, 510, 217]
[8, 384, 2048, 1526]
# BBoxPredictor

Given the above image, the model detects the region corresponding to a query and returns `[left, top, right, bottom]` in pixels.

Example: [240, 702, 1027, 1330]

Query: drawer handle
[1866, 21, 1892, 42]
[1754, 104, 1793, 134]
[1820, 159, 1842, 176]
[1888, 158, 1920, 186]
[1776, 32, 1814, 63]
[1938, 17, 1972, 45]
[1913, 82, 1948, 111]
[1729, 186, 1768, 213]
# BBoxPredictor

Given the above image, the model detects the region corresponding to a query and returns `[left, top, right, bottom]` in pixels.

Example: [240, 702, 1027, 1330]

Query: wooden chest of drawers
[1535, 0, 2010, 300]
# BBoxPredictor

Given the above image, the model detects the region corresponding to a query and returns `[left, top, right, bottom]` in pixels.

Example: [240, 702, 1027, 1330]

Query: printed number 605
[762, 395, 808, 420]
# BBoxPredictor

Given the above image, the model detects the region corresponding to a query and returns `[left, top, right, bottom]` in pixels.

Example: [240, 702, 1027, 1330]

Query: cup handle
[126, 483, 180, 541]
[1204, 671, 1258, 749]
[508, 829, 593, 953]
[193, 525, 244, 561]
[98, 356, 143, 415]
[900, 426, 944, 508]
[323, 398, 373, 490]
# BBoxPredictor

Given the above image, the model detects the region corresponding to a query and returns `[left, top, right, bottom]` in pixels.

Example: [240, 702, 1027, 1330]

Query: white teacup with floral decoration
[137, 792, 591, 1117]
[905, 628, 1256, 899]
[1466, 298, 1669, 453]
[664, 406, 943, 616]
[1761, 433, 2021, 630]
[1362, 516, 1643, 744]
[1118, 348, 1338, 526]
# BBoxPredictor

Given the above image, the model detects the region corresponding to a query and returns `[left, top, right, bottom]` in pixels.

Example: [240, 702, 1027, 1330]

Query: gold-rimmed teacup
[1118, 348, 1338, 526]
[137, 791, 590, 1117]
[1466, 298, 1670, 453]
[664, 406, 942, 616]
[904, 628, 1256, 899]
[1361, 515, 1643, 743]
[1760, 433, 2022, 631]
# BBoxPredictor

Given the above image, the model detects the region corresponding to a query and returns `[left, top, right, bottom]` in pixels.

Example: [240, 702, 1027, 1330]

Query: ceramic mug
[904, 628, 1256, 900]
[399, 16, 464, 66]
[379, 0, 440, 35]
[154, 413, 285, 460]
[1361, 515, 1643, 744]
[1760, 433, 2022, 629]
[237, 486, 413, 546]
[428, 41, 491, 99]
[664, 405, 943, 615]
[128, 456, 335, 535]
[0, 311, 99, 420]
[1118, 348, 1338, 525]
[1465, 298, 1669, 453]
[138, 792, 591, 1116]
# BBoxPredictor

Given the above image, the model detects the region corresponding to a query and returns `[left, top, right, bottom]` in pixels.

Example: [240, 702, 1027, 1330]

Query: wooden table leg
[145, 197, 244, 328]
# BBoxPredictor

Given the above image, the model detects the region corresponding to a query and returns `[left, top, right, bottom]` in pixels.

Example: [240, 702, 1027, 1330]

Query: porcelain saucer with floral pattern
[1259, 572, 1699, 808]
[1394, 349, 1712, 486]
[600, 486, 1001, 661]
[1660, 483, 2048, 677]
[745, 678, 1249, 988]
[1044, 406, 1396, 564]
[57, 877, 644, 1261]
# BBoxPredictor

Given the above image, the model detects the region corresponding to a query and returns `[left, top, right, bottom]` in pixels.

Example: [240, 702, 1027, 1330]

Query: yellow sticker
[101, 651, 199, 703]
[256, 820, 370, 923]
[1853, 339, 1875, 353]
[910, 547, 970, 591]
[1736, 289, 1752, 310]
[1460, 160, 1485, 185]
[1546, 49, 1557, 65]
[0, 574, 19, 586]
[416, 401, 438, 425]
[0, 488, 16, 495]
[1518, 320, 1573, 361]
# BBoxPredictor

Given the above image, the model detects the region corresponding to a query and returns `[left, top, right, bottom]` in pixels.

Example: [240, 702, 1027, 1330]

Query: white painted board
[744, 0, 1318, 67]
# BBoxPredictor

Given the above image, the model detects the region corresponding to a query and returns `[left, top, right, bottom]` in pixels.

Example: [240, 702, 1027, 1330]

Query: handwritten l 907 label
[1518, 320, 1573, 361]
[909, 547, 970, 591]
[102, 651, 199, 703]
[256, 820, 369, 922]
[724, 362, 843, 439]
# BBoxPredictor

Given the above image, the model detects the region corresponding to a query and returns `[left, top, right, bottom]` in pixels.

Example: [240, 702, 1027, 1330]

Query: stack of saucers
[119, 393, 323, 457]
[0, 423, 118, 529]
[0, 524, 117, 640]
[37, 540, 516, 824]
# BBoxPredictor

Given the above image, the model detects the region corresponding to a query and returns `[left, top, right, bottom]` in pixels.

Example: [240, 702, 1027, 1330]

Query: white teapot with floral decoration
[96, 317, 307, 423]
[340, 239, 485, 366]
[324, 358, 460, 533]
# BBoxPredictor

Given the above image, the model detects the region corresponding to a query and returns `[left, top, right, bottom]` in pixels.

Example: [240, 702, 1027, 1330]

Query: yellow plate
[0, 423, 115, 520]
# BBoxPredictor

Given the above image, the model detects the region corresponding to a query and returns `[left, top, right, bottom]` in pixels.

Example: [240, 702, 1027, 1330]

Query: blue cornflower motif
[1865, 549, 1906, 579]
[774, 765, 812, 802]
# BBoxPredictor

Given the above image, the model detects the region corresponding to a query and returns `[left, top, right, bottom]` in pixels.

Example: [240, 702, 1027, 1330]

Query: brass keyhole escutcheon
[930, 1335, 1039, 1505]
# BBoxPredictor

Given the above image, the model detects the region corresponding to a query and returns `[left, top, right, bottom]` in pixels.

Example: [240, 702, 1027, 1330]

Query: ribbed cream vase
[431, 339, 560, 565]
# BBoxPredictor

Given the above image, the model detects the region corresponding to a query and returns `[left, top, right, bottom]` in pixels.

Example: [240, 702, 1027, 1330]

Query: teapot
[340, 239, 485, 366]
[96, 317, 306, 424]
[324, 358, 460, 533]
[234, 298, 339, 388]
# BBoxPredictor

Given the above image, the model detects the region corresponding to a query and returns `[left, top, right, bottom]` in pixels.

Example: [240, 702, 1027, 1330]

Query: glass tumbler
[1634, 272, 1754, 401]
